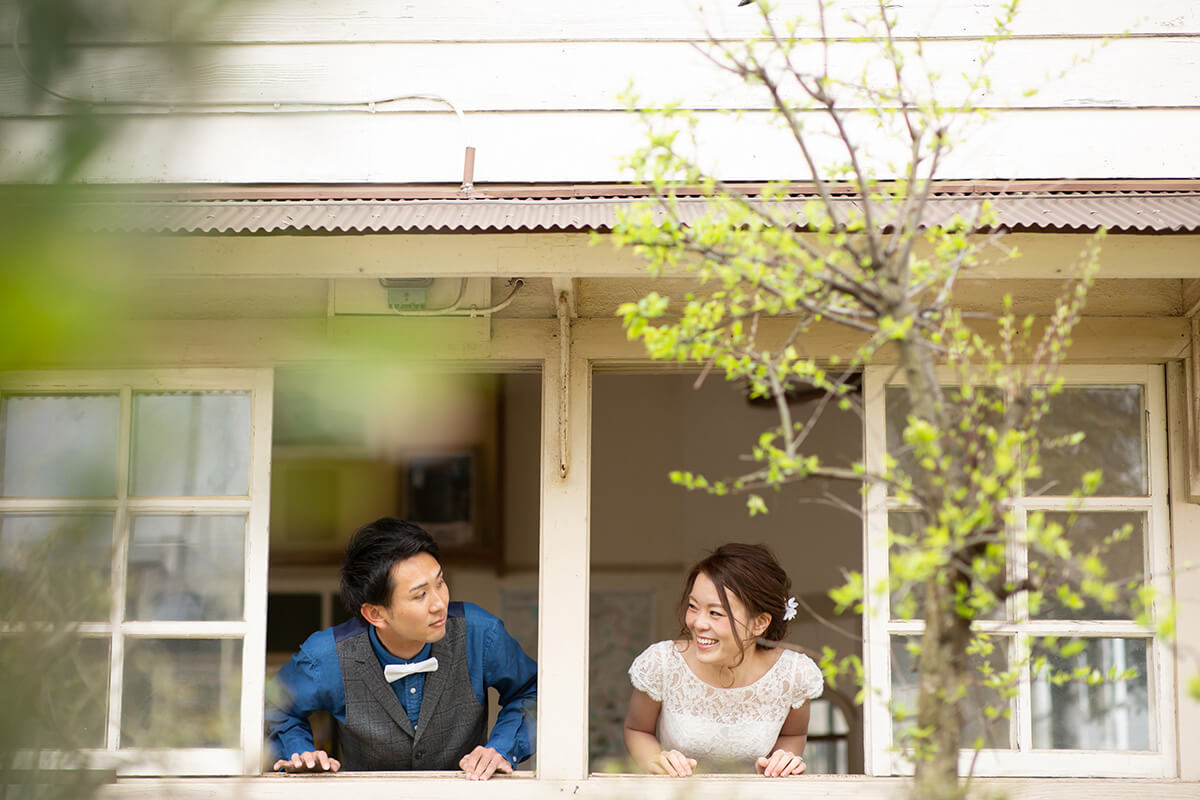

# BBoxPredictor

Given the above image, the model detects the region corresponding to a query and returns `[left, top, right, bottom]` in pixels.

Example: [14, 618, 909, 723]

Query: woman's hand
[648, 749, 697, 777]
[755, 749, 806, 777]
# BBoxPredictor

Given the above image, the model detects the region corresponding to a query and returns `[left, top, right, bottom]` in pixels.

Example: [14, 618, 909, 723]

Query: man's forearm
[265, 713, 316, 763]
[487, 701, 535, 765]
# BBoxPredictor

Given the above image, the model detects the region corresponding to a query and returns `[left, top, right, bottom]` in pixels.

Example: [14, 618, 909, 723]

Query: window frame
[0, 369, 274, 776]
[861, 363, 1175, 778]
[3, 356, 1180, 786]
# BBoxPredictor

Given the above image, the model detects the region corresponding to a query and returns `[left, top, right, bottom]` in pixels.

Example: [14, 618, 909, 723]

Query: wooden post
[536, 304, 591, 780]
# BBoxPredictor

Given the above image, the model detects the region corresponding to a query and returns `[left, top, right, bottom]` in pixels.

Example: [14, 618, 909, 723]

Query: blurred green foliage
[1, 525, 115, 800]
[0, 186, 131, 369]
[1, 2, 229, 795]
[0, 0, 232, 369]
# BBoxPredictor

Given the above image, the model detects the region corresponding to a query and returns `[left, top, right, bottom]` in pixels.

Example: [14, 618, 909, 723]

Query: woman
[624, 543, 823, 777]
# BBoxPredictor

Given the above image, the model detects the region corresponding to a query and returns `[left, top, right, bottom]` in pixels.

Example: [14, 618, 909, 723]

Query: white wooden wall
[0, 0, 1198, 182]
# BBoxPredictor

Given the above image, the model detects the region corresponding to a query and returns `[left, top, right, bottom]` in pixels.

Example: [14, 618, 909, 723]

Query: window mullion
[862, 366, 894, 774]
[107, 384, 133, 751]
[240, 369, 273, 773]
[1012, 631, 1033, 752]
[1144, 368, 1173, 765]
[1007, 506, 1031, 752]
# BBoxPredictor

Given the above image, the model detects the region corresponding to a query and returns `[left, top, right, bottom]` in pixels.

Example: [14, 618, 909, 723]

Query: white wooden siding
[0, 0, 1197, 181]
[2, 39, 1198, 112]
[3, 0, 1194, 43]
[3, 107, 1199, 183]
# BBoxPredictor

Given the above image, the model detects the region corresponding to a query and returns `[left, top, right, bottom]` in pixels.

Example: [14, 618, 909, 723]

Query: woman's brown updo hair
[677, 542, 793, 666]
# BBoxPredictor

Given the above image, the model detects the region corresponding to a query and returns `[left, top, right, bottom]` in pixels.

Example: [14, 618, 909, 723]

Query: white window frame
[862, 364, 1175, 778]
[7, 353, 1185, 797]
[0, 369, 274, 776]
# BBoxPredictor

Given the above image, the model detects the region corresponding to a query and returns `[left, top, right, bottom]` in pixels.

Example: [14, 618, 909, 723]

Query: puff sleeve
[628, 641, 669, 703]
[791, 652, 825, 708]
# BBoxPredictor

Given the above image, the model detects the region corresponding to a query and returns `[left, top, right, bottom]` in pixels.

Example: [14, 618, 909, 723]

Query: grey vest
[334, 611, 486, 771]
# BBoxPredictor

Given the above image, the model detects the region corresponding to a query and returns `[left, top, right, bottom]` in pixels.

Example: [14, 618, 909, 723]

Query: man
[265, 518, 537, 779]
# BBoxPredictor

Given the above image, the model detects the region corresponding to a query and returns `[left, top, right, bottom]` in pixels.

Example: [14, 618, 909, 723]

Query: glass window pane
[884, 387, 917, 487]
[122, 638, 242, 748]
[4, 633, 109, 751]
[889, 511, 1006, 622]
[889, 510, 926, 620]
[1, 394, 119, 497]
[131, 391, 251, 497]
[885, 387, 1003, 496]
[0, 514, 113, 622]
[891, 635, 1011, 749]
[1030, 511, 1146, 621]
[1038, 387, 1146, 497]
[42, 637, 111, 750]
[1030, 637, 1150, 750]
[801, 698, 851, 774]
[126, 515, 246, 621]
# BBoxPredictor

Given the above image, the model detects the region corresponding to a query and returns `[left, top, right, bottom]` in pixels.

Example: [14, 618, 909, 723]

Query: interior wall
[584, 372, 865, 771]
[445, 371, 541, 649]
[267, 364, 864, 641]
[589, 373, 864, 656]
[268, 370, 542, 652]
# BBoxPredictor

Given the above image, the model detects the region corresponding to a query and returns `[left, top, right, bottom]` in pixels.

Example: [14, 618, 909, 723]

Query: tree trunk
[911, 566, 973, 800]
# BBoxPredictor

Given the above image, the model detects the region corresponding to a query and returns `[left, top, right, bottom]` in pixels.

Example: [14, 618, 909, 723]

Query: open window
[0, 369, 273, 776]
[264, 365, 542, 772]
[862, 364, 1174, 777]
[587, 370, 865, 774]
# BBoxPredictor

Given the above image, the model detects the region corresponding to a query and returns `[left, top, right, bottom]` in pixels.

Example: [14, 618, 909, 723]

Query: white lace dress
[628, 640, 824, 771]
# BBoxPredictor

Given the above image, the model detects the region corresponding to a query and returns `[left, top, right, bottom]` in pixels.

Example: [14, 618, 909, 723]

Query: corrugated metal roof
[77, 187, 1200, 235]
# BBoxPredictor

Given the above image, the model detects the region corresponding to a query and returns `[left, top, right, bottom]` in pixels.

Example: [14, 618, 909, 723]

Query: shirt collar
[367, 625, 433, 667]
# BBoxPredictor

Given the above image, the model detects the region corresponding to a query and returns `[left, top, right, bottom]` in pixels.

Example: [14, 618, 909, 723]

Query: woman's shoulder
[631, 640, 675, 667]
[629, 640, 681, 701]
[778, 649, 825, 703]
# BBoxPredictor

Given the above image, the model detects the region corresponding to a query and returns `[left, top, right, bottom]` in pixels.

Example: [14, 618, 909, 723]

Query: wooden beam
[12, 315, 1186, 369]
[115, 233, 1200, 280]
[575, 317, 1189, 363]
[1184, 279, 1200, 319]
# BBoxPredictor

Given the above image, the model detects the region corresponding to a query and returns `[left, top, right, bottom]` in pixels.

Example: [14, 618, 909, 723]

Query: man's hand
[459, 745, 513, 780]
[273, 750, 341, 773]
[755, 749, 806, 777]
[647, 749, 697, 777]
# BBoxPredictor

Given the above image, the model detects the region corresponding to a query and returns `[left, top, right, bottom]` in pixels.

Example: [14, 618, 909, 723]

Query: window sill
[95, 773, 1199, 800]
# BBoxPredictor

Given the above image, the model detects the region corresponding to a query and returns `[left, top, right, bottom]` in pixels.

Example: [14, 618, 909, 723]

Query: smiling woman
[588, 372, 864, 775]
[623, 544, 824, 777]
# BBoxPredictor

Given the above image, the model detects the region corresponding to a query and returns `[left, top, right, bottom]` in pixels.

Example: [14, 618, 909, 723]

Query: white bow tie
[384, 657, 438, 683]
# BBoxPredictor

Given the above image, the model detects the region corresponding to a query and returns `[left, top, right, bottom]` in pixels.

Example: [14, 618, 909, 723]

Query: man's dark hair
[340, 518, 441, 622]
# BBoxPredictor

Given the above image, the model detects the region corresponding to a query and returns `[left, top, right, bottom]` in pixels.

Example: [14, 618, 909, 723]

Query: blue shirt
[265, 601, 537, 768]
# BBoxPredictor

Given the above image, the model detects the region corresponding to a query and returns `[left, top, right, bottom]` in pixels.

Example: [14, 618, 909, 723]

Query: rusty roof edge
[13, 177, 1200, 203]
[75, 191, 1200, 208]
[64, 181, 1200, 235]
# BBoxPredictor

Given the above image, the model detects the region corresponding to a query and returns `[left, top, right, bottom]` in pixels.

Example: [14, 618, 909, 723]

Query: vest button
[415, 751, 424, 760]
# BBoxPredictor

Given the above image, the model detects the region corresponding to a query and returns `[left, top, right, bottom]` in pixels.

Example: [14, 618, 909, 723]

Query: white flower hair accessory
[782, 596, 798, 622]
